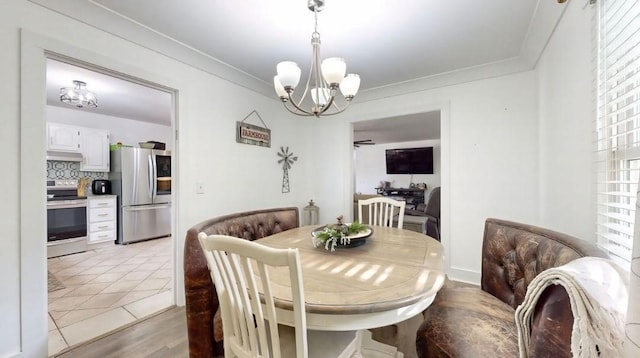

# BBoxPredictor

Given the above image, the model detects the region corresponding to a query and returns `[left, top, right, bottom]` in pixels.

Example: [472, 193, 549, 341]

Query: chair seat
[278, 326, 358, 358]
[405, 208, 428, 217]
[417, 287, 518, 357]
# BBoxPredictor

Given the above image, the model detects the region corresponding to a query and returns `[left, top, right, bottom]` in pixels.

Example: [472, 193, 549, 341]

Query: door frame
[20, 29, 181, 357]
[347, 101, 451, 279]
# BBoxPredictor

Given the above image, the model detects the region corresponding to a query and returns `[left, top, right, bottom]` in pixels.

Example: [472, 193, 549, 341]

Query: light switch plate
[196, 182, 205, 194]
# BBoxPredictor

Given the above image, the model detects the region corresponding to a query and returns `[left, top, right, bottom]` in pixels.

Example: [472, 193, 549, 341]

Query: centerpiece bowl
[311, 217, 372, 251]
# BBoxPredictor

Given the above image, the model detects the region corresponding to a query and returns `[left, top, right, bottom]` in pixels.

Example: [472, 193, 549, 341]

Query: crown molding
[27, 0, 567, 104]
[357, 0, 567, 102]
[27, 0, 274, 98]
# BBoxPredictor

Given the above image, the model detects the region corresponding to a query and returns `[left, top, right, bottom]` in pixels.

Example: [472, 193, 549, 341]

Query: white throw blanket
[515, 257, 628, 358]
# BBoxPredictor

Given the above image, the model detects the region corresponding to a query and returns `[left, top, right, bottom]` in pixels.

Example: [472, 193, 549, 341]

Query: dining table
[258, 224, 445, 357]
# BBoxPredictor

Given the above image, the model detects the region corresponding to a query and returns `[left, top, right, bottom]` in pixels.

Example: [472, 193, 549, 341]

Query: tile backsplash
[47, 160, 107, 180]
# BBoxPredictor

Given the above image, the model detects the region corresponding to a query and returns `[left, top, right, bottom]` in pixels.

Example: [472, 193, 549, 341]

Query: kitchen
[45, 58, 176, 354]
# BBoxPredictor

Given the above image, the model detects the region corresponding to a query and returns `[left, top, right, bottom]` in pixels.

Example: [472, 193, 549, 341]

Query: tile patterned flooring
[47, 236, 173, 356]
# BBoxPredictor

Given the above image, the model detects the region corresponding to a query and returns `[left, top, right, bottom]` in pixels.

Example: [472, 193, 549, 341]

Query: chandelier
[273, 0, 360, 117]
[60, 80, 98, 108]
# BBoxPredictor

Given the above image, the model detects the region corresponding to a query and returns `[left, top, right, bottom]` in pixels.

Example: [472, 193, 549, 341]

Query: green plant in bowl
[312, 216, 369, 251]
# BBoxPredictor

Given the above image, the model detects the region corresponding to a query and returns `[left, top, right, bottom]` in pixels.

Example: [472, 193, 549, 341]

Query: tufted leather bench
[416, 218, 609, 357]
[183, 207, 299, 358]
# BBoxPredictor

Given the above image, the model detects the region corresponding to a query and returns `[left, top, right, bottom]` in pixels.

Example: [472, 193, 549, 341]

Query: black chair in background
[403, 186, 441, 241]
[424, 187, 440, 241]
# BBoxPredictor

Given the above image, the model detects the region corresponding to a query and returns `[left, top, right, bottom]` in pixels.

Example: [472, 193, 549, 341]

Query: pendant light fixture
[273, 0, 360, 117]
[60, 80, 98, 108]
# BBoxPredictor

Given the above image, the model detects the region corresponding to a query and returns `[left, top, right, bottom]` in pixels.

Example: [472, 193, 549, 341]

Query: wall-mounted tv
[386, 147, 434, 174]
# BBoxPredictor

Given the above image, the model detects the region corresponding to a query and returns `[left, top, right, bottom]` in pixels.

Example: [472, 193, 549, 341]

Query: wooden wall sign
[236, 110, 271, 147]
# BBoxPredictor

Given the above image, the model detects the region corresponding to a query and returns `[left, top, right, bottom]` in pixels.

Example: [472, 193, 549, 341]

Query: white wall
[308, 71, 540, 283]
[46, 106, 174, 152]
[2, 0, 313, 355]
[536, 0, 595, 241]
[354, 139, 441, 196]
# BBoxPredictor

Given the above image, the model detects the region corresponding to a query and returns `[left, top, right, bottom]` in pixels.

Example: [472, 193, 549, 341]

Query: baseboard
[446, 266, 480, 285]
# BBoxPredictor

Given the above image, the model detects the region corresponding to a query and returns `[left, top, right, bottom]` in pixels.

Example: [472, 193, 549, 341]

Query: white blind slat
[595, 0, 640, 265]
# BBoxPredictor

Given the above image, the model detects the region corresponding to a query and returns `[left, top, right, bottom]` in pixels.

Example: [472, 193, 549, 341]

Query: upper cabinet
[47, 122, 110, 172]
[47, 123, 80, 152]
[81, 128, 110, 172]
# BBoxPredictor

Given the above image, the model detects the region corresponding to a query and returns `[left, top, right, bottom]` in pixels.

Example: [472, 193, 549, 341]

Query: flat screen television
[385, 147, 434, 174]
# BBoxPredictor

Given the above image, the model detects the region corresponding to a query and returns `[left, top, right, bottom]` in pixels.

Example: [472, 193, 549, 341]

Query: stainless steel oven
[47, 180, 88, 258]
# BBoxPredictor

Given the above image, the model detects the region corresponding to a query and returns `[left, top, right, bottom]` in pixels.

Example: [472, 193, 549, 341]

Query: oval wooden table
[258, 225, 445, 357]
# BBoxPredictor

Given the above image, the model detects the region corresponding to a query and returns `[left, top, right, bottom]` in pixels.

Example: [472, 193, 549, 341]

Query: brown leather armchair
[416, 218, 609, 357]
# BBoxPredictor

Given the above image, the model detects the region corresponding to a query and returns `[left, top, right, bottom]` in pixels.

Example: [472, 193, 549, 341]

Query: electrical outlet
[196, 182, 205, 194]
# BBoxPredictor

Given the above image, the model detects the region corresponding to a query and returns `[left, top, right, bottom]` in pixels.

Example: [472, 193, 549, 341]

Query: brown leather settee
[183, 207, 300, 358]
[416, 218, 609, 357]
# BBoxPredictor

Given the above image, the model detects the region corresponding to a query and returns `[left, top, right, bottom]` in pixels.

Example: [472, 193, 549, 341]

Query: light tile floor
[47, 236, 173, 356]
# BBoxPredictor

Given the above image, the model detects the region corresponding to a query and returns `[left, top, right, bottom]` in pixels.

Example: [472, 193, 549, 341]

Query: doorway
[352, 111, 442, 198]
[43, 57, 177, 355]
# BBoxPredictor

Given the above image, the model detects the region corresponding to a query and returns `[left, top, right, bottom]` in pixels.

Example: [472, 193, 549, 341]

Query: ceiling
[38, 0, 566, 142]
[47, 59, 173, 126]
[353, 112, 441, 145]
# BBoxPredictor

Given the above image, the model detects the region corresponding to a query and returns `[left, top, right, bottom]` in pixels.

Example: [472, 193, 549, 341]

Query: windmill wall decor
[277, 146, 297, 193]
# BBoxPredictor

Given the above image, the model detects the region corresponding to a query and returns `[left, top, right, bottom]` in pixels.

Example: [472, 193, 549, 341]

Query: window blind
[595, 0, 640, 267]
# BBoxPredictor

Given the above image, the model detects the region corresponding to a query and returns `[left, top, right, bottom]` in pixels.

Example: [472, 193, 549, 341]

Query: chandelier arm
[281, 102, 315, 117]
[294, 51, 315, 109]
[285, 92, 315, 116]
[317, 91, 337, 116]
[329, 94, 347, 111]
[317, 100, 352, 116]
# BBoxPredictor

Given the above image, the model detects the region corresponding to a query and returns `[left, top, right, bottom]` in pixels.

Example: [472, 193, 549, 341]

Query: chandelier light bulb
[310, 87, 331, 106]
[321, 57, 346, 86]
[340, 74, 361, 99]
[274, 76, 288, 99]
[276, 61, 301, 90]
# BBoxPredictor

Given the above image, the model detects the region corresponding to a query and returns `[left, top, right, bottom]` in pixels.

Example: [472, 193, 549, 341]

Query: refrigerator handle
[124, 204, 171, 211]
[148, 154, 155, 199]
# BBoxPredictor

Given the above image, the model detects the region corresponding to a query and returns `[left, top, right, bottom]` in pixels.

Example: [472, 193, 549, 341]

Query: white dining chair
[358, 197, 406, 229]
[198, 233, 359, 358]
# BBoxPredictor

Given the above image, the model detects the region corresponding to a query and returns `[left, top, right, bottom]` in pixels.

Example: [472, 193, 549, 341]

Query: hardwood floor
[54, 277, 476, 358]
[54, 306, 188, 358]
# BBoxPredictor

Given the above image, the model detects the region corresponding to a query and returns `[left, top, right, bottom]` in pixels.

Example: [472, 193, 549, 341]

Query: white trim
[348, 100, 454, 281]
[518, 0, 569, 69]
[26, 0, 272, 97]
[447, 266, 482, 286]
[19, 28, 182, 356]
[26, 0, 567, 104]
[19, 29, 49, 358]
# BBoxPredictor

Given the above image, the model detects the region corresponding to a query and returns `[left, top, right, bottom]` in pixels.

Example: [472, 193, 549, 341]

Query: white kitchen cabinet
[47, 122, 80, 152]
[87, 196, 117, 247]
[46, 122, 110, 172]
[81, 128, 110, 172]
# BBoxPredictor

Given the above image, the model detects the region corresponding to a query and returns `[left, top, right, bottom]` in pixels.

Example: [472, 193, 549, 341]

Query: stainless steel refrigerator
[110, 147, 171, 244]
